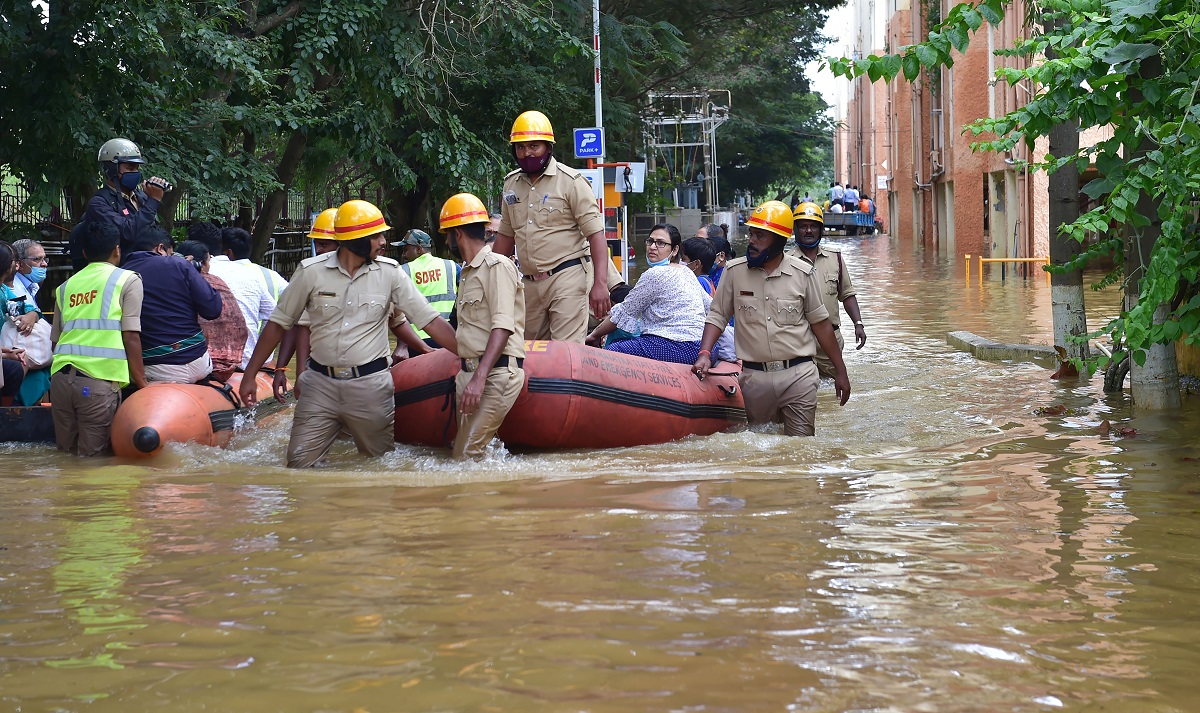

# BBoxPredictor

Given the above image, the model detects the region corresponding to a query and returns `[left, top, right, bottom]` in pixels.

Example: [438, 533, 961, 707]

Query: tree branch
[251, 1, 304, 36]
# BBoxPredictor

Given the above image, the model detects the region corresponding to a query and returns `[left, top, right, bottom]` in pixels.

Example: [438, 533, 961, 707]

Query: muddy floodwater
[4, 234, 1200, 712]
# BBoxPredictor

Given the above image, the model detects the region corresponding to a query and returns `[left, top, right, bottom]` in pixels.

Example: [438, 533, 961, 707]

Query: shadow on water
[3, 234, 1200, 711]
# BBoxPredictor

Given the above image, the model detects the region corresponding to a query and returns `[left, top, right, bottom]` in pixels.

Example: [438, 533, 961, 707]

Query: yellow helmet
[746, 200, 795, 239]
[439, 193, 490, 233]
[333, 200, 391, 241]
[509, 110, 555, 144]
[793, 201, 824, 225]
[307, 208, 338, 239]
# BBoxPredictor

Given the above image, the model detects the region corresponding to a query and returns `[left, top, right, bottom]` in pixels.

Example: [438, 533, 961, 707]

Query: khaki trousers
[524, 260, 591, 343]
[49, 367, 123, 456]
[287, 368, 394, 468]
[453, 365, 524, 459]
[738, 360, 820, 436]
[814, 328, 845, 379]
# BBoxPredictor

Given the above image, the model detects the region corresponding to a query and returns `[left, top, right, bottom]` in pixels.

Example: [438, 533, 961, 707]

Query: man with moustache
[693, 200, 850, 436]
[239, 200, 458, 468]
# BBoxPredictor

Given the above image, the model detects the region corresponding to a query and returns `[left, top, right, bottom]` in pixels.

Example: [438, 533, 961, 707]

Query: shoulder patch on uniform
[376, 256, 399, 266]
[299, 253, 327, 268]
[504, 168, 522, 179]
[558, 163, 583, 179]
[792, 258, 814, 275]
[725, 256, 749, 268]
[823, 245, 843, 253]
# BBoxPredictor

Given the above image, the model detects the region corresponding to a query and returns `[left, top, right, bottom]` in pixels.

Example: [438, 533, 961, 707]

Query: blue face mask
[647, 255, 670, 268]
[28, 266, 47, 283]
[119, 171, 142, 191]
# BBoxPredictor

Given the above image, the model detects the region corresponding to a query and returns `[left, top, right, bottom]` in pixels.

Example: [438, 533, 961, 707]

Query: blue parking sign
[574, 127, 605, 159]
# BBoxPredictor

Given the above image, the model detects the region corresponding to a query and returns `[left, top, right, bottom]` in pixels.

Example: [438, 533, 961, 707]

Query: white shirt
[830, 203, 844, 214]
[610, 263, 707, 343]
[844, 187, 860, 203]
[235, 258, 288, 301]
[831, 185, 844, 201]
[209, 255, 277, 367]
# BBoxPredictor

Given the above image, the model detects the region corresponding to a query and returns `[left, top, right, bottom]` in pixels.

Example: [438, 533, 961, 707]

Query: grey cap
[98, 138, 145, 164]
[391, 229, 432, 247]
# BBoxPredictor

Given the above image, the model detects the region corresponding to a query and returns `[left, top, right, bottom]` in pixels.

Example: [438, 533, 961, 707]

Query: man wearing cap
[694, 200, 850, 437]
[789, 201, 867, 378]
[494, 110, 609, 343]
[239, 199, 459, 468]
[393, 228, 460, 348]
[440, 193, 526, 459]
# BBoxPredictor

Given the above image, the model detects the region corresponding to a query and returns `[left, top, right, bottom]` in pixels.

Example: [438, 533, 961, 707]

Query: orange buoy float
[111, 372, 282, 458]
[392, 340, 745, 449]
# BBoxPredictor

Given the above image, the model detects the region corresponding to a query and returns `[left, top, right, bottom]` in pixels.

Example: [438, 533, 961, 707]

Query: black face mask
[342, 237, 374, 262]
[746, 236, 786, 268]
[513, 145, 552, 174]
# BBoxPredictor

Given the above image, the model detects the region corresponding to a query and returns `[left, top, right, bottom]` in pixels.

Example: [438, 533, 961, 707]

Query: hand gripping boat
[391, 340, 746, 449]
[110, 372, 285, 457]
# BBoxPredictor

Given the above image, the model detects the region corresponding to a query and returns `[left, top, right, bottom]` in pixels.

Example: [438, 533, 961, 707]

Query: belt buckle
[463, 358, 479, 372]
[528, 271, 551, 282]
[335, 366, 354, 379]
[766, 360, 785, 372]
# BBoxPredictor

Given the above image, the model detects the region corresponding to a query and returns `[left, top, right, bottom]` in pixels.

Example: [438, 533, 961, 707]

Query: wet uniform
[789, 244, 856, 378]
[499, 157, 604, 342]
[49, 264, 144, 455]
[267, 251, 438, 467]
[453, 245, 526, 459]
[705, 254, 830, 436]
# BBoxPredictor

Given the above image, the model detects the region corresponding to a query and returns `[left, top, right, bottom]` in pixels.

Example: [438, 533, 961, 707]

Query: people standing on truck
[843, 185, 860, 213]
[693, 200, 849, 437]
[49, 221, 146, 455]
[239, 200, 458, 468]
[789, 202, 867, 379]
[393, 228, 459, 348]
[440, 193, 525, 459]
[830, 182, 844, 208]
[83, 138, 173, 262]
[494, 110, 609, 342]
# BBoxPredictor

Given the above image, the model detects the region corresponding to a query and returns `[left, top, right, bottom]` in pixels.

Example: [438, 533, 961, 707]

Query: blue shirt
[123, 251, 223, 365]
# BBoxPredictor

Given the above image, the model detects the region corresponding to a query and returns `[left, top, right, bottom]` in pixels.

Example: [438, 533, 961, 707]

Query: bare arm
[493, 233, 515, 258]
[420, 317, 458, 356]
[459, 327, 511, 416]
[391, 320, 433, 356]
[810, 319, 850, 405]
[692, 323, 725, 378]
[587, 231, 610, 319]
[239, 321, 286, 407]
[843, 295, 866, 349]
[122, 331, 147, 390]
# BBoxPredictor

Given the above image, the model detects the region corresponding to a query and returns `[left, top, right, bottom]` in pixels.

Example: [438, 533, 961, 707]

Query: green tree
[829, 0, 1199, 407]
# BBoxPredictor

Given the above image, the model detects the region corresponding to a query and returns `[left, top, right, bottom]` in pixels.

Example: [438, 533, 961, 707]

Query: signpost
[574, 128, 605, 160]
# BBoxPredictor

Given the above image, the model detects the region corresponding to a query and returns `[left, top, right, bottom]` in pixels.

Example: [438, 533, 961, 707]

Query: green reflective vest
[401, 252, 458, 339]
[52, 262, 134, 385]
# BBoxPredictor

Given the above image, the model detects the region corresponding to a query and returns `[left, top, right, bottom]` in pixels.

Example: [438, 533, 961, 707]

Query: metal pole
[593, 0, 604, 161]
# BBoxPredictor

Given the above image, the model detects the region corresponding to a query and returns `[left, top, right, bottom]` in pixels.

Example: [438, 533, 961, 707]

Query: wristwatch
[854, 321, 864, 327]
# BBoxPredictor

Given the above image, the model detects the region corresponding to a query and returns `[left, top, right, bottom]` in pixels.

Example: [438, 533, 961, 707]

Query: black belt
[522, 256, 589, 282]
[461, 355, 524, 372]
[742, 356, 814, 372]
[307, 356, 389, 380]
[832, 323, 840, 331]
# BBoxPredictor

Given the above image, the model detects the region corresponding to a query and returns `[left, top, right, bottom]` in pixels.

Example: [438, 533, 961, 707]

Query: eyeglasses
[22, 256, 48, 266]
[645, 238, 672, 249]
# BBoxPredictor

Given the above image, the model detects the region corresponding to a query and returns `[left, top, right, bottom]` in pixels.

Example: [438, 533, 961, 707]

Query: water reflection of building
[831, 0, 1110, 260]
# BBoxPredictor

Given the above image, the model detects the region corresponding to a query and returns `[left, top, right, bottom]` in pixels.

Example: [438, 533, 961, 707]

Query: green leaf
[948, 26, 970, 53]
[978, 0, 1005, 25]
[902, 53, 921, 81]
[1101, 42, 1159, 66]
[882, 53, 903, 79]
[915, 43, 940, 67]
[963, 8, 983, 30]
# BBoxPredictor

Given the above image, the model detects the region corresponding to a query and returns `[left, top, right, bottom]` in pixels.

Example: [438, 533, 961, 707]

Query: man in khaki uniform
[440, 193, 526, 459]
[790, 201, 867, 378]
[240, 200, 458, 467]
[493, 110, 609, 342]
[694, 201, 850, 436]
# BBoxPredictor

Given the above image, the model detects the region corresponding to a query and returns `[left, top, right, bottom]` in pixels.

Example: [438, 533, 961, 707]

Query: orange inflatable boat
[392, 340, 745, 449]
[111, 372, 285, 458]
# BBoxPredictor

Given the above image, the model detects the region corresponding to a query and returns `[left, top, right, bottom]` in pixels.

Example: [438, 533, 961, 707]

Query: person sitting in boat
[679, 237, 737, 363]
[2, 240, 52, 405]
[124, 227, 224, 383]
[176, 237, 249, 382]
[584, 223, 708, 365]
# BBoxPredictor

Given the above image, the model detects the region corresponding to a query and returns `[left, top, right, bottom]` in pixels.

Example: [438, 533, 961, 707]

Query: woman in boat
[585, 224, 709, 365]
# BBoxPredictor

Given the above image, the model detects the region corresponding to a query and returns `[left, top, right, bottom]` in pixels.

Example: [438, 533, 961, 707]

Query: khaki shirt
[705, 255, 829, 362]
[498, 157, 605, 275]
[270, 252, 437, 367]
[456, 245, 525, 360]
[789, 244, 857, 328]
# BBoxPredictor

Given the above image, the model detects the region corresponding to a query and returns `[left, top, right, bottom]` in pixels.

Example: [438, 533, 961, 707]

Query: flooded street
[4, 233, 1200, 712]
